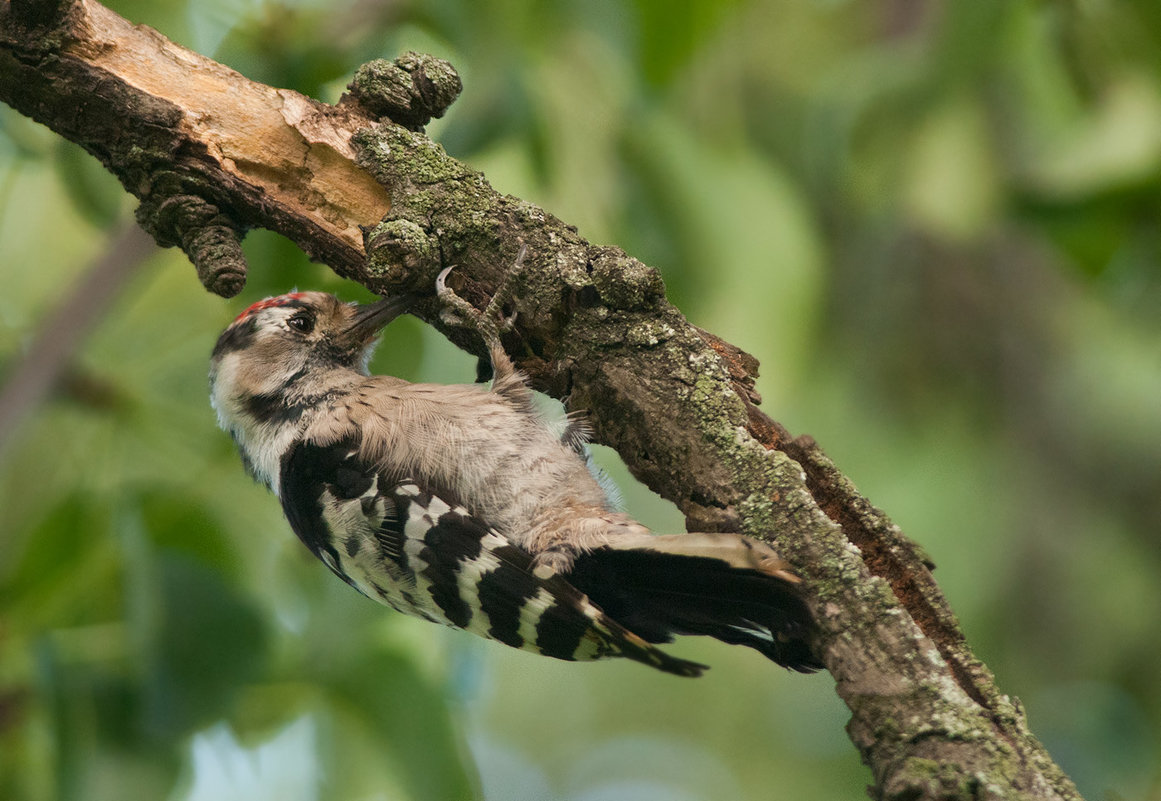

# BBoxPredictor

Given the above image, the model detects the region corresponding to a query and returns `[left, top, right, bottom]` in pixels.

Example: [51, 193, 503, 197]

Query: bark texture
[0, 1, 1083, 798]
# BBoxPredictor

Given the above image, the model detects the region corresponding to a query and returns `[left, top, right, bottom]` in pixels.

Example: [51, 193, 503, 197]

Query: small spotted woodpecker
[209, 254, 820, 676]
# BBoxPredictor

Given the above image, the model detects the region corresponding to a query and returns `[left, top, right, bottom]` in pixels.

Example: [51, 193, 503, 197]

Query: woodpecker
[209, 257, 821, 676]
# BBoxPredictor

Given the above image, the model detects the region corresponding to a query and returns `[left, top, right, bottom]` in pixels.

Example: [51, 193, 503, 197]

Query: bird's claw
[435, 245, 527, 352]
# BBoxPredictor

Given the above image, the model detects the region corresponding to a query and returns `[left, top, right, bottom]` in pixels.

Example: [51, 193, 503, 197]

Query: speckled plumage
[209, 289, 820, 674]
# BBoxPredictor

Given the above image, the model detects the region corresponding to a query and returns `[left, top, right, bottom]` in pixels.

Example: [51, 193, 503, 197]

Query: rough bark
[0, 1, 1083, 798]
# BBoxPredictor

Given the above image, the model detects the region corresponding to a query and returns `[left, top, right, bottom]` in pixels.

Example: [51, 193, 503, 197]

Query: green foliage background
[2, 1, 1160, 799]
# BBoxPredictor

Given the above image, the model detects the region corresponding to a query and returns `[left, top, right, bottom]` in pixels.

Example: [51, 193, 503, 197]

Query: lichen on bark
[0, 5, 1087, 794]
[347, 52, 462, 130]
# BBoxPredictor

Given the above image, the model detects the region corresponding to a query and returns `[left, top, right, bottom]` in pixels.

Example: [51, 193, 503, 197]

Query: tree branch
[0, 1, 1082, 797]
[0, 221, 153, 454]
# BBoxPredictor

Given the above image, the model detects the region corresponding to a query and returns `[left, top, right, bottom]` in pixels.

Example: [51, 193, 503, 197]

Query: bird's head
[209, 291, 411, 454]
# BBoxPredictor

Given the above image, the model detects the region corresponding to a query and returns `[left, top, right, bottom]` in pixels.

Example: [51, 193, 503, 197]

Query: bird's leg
[435, 244, 528, 390]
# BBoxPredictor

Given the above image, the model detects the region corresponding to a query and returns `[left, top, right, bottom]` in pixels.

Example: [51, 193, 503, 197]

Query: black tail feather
[565, 547, 822, 673]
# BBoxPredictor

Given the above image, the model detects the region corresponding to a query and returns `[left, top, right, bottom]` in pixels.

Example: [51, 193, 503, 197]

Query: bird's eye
[287, 312, 315, 334]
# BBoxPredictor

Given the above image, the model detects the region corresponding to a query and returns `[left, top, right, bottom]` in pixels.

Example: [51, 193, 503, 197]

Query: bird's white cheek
[209, 357, 241, 426]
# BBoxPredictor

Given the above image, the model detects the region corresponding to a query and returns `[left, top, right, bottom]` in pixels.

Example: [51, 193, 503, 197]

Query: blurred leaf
[51, 140, 126, 230]
[0, 494, 117, 629]
[438, 64, 538, 159]
[102, 0, 194, 50]
[141, 555, 268, 742]
[631, 0, 742, 88]
[238, 230, 336, 300]
[187, 0, 262, 57]
[138, 491, 237, 578]
[1029, 681, 1158, 801]
[621, 113, 824, 396]
[0, 107, 59, 160]
[366, 312, 427, 382]
[34, 639, 86, 801]
[314, 646, 479, 801]
[1014, 182, 1160, 279]
[927, 0, 1008, 91]
[1021, 75, 1161, 199]
[1, 495, 100, 602]
[563, 736, 741, 800]
[902, 95, 1000, 242]
[5, 3, 1161, 800]
[214, 6, 359, 96]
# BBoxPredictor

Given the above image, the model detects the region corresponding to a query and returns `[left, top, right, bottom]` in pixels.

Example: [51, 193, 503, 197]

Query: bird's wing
[278, 435, 706, 676]
[566, 539, 822, 673]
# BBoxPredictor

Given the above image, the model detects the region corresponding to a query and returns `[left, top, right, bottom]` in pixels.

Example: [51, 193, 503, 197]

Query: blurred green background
[2, 0, 1160, 798]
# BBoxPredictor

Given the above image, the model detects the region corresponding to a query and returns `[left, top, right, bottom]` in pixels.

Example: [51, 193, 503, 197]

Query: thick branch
[0, 2, 1082, 798]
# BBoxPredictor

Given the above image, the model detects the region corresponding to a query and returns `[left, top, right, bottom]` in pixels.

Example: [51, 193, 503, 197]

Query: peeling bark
[0, 1, 1083, 798]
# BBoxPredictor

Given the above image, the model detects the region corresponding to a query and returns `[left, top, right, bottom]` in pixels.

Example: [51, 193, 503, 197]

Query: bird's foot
[435, 244, 527, 353]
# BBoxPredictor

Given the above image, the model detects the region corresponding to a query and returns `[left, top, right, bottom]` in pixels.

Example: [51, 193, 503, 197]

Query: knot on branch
[364, 218, 435, 291]
[585, 249, 666, 311]
[347, 52, 462, 130]
[136, 188, 248, 298]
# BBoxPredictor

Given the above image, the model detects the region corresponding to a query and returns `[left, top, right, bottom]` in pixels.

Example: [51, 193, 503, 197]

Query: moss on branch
[0, 3, 1084, 796]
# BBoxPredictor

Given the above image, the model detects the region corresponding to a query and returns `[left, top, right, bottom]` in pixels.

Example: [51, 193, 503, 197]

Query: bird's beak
[345, 294, 414, 346]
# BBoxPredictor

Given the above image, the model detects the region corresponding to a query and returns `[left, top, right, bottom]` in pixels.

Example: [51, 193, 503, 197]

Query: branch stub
[347, 52, 463, 130]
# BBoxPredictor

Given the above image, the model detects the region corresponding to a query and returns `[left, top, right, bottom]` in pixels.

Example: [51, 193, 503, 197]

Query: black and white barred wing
[279, 438, 705, 677]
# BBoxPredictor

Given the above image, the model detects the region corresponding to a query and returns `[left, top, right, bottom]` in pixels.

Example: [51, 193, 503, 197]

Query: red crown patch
[233, 293, 309, 324]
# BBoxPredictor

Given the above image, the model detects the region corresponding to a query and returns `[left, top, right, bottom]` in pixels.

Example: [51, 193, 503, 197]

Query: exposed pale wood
[0, 2, 1086, 798]
[68, 0, 389, 252]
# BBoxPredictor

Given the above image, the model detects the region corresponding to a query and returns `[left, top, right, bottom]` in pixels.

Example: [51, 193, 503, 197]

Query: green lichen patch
[587, 249, 665, 311]
[364, 217, 434, 289]
[348, 53, 462, 130]
[353, 124, 475, 190]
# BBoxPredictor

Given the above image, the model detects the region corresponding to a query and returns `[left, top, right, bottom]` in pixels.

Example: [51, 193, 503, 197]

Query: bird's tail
[565, 532, 822, 673]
